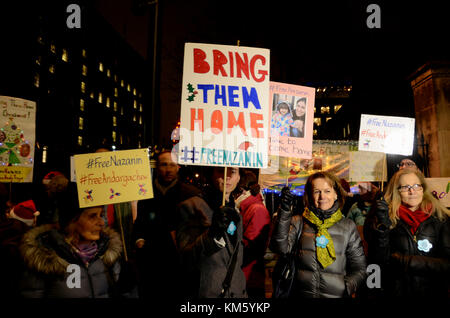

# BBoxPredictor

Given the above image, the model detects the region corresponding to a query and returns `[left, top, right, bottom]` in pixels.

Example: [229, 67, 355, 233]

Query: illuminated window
[139, 116, 142, 125]
[90, 92, 94, 99]
[343, 128, 346, 138]
[106, 97, 110, 108]
[326, 117, 332, 122]
[81, 82, 86, 93]
[80, 99, 85, 111]
[347, 123, 350, 135]
[98, 92, 103, 104]
[114, 75, 118, 82]
[82, 65, 87, 76]
[50, 44, 56, 54]
[114, 88, 118, 97]
[34, 74, 40, 88]
[139, 104, 143, 112]
[120, 134, 123, 145]
[133, 114, 136, 122]
[133, 100, 137, 109]
[49, 65, 55, 74]
[82, 49, 87, 58]
[113, 116, 117, 127]
[127, 84, 131, 92]
[133, 88, 137, 96]
[334, 105, 342, 113]
[314, 117, 321, 126]
[313, 129, 318, 136]
[113, 102, 118, 112]
[120, 80, 124, 87]
[120, 107, 124, 115]
[78, 117, 84, 130]
[99, 62, 104, 72]
[107, 69, 111, 77]
[78, 136, 83, 146]
[112, 131, 116, 142]
[35, 56, 41, 65]
[320, 106, 330, 114]
[62, 49, 68, 62]
[37, 36, 44, 45]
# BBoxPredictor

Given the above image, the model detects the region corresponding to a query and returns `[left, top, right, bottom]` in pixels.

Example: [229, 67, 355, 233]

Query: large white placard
[358, 114, 415, 155]
[178, 43, 270, 168]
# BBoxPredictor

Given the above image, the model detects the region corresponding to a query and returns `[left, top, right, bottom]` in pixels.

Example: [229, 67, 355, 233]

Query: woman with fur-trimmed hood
[19, 184, 132, 298]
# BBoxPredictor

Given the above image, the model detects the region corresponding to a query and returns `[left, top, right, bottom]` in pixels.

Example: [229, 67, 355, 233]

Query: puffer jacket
[176, 191, 247, 298]
[271, 208, 367, 298]
[19, 224, 123, 298]
[364, 211, 450, 297]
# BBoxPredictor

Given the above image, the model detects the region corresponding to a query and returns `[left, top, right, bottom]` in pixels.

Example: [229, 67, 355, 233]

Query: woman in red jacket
[235, 169, 271, 298]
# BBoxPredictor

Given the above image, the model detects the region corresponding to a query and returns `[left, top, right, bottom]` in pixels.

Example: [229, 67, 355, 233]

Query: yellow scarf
[303, 207, 343, 269]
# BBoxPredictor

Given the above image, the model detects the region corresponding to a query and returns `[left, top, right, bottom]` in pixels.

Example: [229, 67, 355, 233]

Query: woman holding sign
[364, 168, 450, 297]
[271, 171, 367, 298]
[18, 184, 136, 298]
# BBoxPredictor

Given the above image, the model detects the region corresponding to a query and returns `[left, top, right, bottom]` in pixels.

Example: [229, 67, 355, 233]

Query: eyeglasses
[396, 161, 416, 168]
[397, 184, 423, 192]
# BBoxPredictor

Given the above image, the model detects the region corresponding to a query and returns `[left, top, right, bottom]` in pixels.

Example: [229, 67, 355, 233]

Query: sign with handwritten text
[74, 149, 153, 208]
[268, 82, 315, 158]
[178, 43, 270, 168]
[349, 151, 387, 182]
[358, 114, 415, 155]
[0, 96, 36, 182]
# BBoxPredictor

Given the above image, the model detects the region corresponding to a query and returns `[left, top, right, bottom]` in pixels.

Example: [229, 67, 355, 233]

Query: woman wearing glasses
[364, 168, 450, 297]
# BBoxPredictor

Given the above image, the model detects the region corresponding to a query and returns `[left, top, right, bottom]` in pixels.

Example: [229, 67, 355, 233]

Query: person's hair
[303, 171, 346, 209]
[236, 169, 260, 196]
[156, 150, 173, 163]
[63, 214, 84, 246]
[296, 97, 307, 105]
[276, 101, 290, 112]
[384, 168, 450, 227]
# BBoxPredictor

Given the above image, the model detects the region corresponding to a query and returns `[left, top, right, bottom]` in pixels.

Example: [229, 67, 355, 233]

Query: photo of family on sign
[270, 96, 307, 138]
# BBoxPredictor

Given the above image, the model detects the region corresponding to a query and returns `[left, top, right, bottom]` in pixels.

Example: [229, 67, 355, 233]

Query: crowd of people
[0, 152, 448, 299]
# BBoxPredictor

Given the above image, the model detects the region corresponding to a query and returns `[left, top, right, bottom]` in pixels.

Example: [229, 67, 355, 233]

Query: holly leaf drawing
[187, 95, 195, 102]
[187, 83, 195, 93]
[446, 182, 450, 194]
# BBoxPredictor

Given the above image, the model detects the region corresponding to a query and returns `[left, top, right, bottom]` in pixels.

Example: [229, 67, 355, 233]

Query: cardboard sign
[74, 149, 153, 208]
[426, 178, 450, 207]
[178, 43, 270, 168]
[268, 82, 315, 159]
[260, 140, 357, 191]
[0, 96, 36, 182]
[349, 151, 387, 182]
[358, 114, 415, 155]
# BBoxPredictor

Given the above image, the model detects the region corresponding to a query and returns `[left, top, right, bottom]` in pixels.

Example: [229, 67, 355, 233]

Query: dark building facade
[1, 1, 149, 179]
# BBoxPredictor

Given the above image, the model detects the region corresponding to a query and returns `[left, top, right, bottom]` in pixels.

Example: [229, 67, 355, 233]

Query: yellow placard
[0, 166, 33, 183]
[74, 149, 153, 208]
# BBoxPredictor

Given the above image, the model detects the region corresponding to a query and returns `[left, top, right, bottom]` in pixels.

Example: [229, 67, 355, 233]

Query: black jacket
[271, 207, 367, 298]
[364, 210, 450, 297]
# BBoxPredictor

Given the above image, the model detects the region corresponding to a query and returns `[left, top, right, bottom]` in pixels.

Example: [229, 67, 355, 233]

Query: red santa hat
[42, 171, 64, 184]
[9, 200, 40, 227]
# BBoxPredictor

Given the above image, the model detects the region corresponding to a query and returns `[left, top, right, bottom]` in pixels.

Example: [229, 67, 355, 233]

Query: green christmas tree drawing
[0, 118, 26, 165]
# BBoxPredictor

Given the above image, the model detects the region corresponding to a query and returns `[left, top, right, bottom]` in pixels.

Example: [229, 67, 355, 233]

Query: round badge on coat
[417, 239, 432, 252]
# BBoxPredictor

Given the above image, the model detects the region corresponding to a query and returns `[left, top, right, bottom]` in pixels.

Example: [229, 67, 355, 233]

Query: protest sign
[349, 151, 387, 182]
[358, 114, 415, 155]
[426, 178, 450, 207]
[268, 82, 315, 158]
[74, 149, 153, 208]
[260, 140, 357, 193]
[0, 96, 36, 182]
[178, 43, 270, 168]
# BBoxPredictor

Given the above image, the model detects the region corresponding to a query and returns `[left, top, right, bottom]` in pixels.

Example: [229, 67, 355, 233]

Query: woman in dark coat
[19, 185, 133, 298]
[364, 168, 450, 297]
[271, 171, 367, 298]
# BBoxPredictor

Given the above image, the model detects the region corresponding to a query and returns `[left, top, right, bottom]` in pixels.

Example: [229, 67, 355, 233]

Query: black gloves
[374, 198, 392, 231]
[209, 206, 240, 239]
[280, 186, 294, 213]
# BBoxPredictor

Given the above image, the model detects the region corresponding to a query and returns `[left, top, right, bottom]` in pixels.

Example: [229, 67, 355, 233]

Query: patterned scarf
[73, 241, 98, 266]
[303, 202, 343, 269]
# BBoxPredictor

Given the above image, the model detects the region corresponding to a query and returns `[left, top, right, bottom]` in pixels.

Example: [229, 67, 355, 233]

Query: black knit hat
[57, 183, 84, 230]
